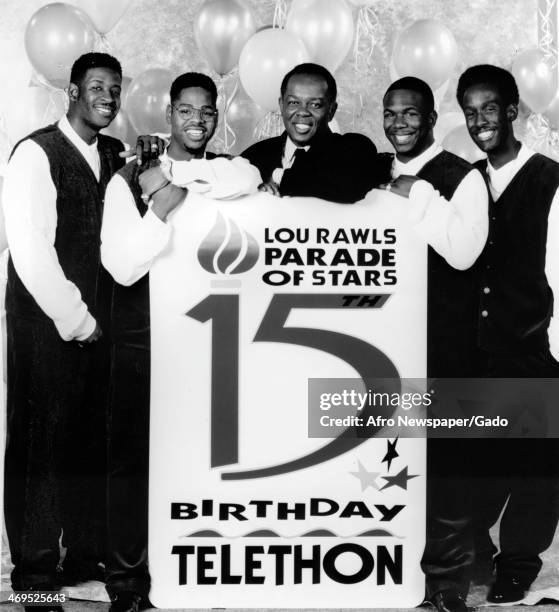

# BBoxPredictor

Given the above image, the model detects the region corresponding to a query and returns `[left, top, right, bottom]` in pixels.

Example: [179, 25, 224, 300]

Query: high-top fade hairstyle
[384, 76, 435, 112]
[456, 64, 519, 107]
[170, 72, 218, 105]
[280, 62, 337, 101]
[70, 52, 122, 85]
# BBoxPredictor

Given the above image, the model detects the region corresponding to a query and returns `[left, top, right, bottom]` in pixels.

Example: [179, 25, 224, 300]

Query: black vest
[474, 153, 559, 355]
[417, 150, 481, 377]
[6, 124, 124, 329]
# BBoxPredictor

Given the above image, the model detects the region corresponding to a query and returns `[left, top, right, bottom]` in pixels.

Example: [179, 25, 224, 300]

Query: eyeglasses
[172, 104, 218, 121]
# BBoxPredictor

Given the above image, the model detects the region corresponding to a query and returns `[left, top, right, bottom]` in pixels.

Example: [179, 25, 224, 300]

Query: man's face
[166, 87, 217, 155]
[279, 73, 337, 146]
[461, 83, 516, 154]
[69, 67, 121, 131]
[383, 89, 436, 161]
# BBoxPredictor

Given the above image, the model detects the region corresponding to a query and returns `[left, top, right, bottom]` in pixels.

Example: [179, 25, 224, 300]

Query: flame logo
[197, 212, 259, 274]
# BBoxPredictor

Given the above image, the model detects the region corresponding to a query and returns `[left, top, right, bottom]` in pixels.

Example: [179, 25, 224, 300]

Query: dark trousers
[105, 339, 150, 600]
[470, 350, 559, 585]
[4, 314, 108, 590]
[422, 439, 475, 598]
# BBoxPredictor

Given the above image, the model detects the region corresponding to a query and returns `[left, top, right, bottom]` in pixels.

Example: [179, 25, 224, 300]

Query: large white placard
[149, 190, 427, 608]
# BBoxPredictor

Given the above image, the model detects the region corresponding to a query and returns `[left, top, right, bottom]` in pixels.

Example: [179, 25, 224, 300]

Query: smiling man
[457, 64, 559, 606]
[382, 76, 488, 612]
[2, 52, 126, 607]
[101, 71, 260, 612]
[242, 62, 387, 202]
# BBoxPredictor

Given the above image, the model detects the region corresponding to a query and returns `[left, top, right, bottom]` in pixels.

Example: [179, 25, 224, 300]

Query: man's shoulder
[98, 132, 125, 154]
[242, 135, 284, 156]
[10, 124, 61, 159]
[324, 131, 377, 154]
[438, 149, 475, 171]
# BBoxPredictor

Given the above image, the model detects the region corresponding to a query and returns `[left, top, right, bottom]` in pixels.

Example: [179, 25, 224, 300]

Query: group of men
[2, 50, 558, 612]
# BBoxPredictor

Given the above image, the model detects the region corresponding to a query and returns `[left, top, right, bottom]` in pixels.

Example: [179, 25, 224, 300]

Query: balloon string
[273, 0, 288, 28]
[223, 79, 239, 153]
[255, 112, 283, 140]
[352, 6, 380, 129]
[526, 111, 559, 160]
[538, 0, 557, 67]
[95, 33, 113, 54]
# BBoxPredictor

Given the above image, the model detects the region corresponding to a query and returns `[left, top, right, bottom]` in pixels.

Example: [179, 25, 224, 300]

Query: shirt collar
[284, 136, 310, 162]
[58, 114, 98, 156]
[392, 141, 441, 178]
[486, 143, 535, 195]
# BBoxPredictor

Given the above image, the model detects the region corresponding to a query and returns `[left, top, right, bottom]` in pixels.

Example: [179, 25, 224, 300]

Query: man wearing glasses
[100, 72, 260, 612]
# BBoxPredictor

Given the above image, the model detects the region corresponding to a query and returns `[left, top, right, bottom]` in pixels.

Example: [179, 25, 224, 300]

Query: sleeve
[2, 140, 96, 341]
[279, 133, 379, 203]
[406, 168, 489, 270]
[169, 156, 261, 199]
[546, 189, 559, 360]
[101, 173, 172, 286]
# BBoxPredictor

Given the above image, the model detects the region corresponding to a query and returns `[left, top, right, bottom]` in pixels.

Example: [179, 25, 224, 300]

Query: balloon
[543, 89, 559, 129]
[194, 0, 256, 76]
[239, 29, 310, 111]
[433, 111, 465, 142]
[286, 0, 354, 73]
[225, 82, 267, 155]
[69, 0, 132, 34]
[442, 125, 485, 164]
[100, 109, 137, 145]
[392, 19, 458, 90]
[4, 87, 66, 145]
[124, 68, 173, 135]
[512, 48, 557, 113]
[24, 3, 96, 89]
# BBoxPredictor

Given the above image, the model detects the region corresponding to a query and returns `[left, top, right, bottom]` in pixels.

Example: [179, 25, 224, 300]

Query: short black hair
[457, 64, 519, 107]
[170, 72, 218, 105]
[384, 77, 435, 112]
[280, 62, 337, 101]
[70, 52, 122, 85]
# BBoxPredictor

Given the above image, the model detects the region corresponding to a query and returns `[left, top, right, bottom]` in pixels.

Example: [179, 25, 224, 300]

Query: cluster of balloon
[222, 79, 267, 155]
[193, 0, 256, 151]
[100, 76, 138, 145]
[9, 2, 132, 148]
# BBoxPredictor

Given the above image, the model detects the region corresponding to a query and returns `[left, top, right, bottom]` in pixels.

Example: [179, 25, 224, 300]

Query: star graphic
[382, 437, 399, 471]
[349, 461, 381, 491]
[380, 466, 419, 491]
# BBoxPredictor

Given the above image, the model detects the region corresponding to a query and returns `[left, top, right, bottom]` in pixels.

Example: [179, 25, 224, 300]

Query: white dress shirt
[271, 137, 310, 185]
[392, 141, 489, 271]
[2, 115, 103, 341]
[485, 144, 559, 360]
[101, 153, 260, 287]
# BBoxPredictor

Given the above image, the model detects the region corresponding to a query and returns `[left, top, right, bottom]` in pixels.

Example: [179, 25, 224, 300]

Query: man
[242, 62, 387, 202]
[2, 52, 125, 606]
[457, 64, 559, 605]
[382, 76, 488, 612]
[101, 71, 260, 612]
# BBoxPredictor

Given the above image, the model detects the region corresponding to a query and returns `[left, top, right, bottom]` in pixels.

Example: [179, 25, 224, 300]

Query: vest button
[481, 310, 489, 318]
[485, 264, 491, 270]
[488, 240, 494, 245]
[483, 287, 490, 294]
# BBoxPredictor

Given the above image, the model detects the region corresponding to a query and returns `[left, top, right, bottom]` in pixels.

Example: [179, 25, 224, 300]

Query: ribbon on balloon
[349, 0, 381, 128]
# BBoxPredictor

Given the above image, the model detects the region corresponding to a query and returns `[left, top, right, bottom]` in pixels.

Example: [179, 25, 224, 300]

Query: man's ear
[328, 101, 338, 122]
[68, 82, 79, 103]
[428, 109, 438, 129]
[506, 103, 518, 122]
[166, 104, 172, 125]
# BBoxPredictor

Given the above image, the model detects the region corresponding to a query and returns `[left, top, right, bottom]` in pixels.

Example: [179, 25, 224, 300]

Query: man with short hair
[457, 64, 559, 605]
[382, 76, 488, 612]
[101, 71, 260, 612]
[242, 62, 387, 202]
[3, 52, 125, 604]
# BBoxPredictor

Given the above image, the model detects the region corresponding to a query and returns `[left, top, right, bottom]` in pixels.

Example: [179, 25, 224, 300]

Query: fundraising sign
[149, 190, 427, 608]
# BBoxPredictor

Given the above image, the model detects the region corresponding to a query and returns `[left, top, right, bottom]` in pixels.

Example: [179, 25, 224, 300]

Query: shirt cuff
[56, 310, 96, 342]
[272, 167, 284, 185]
[407, 180, 435, 224]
